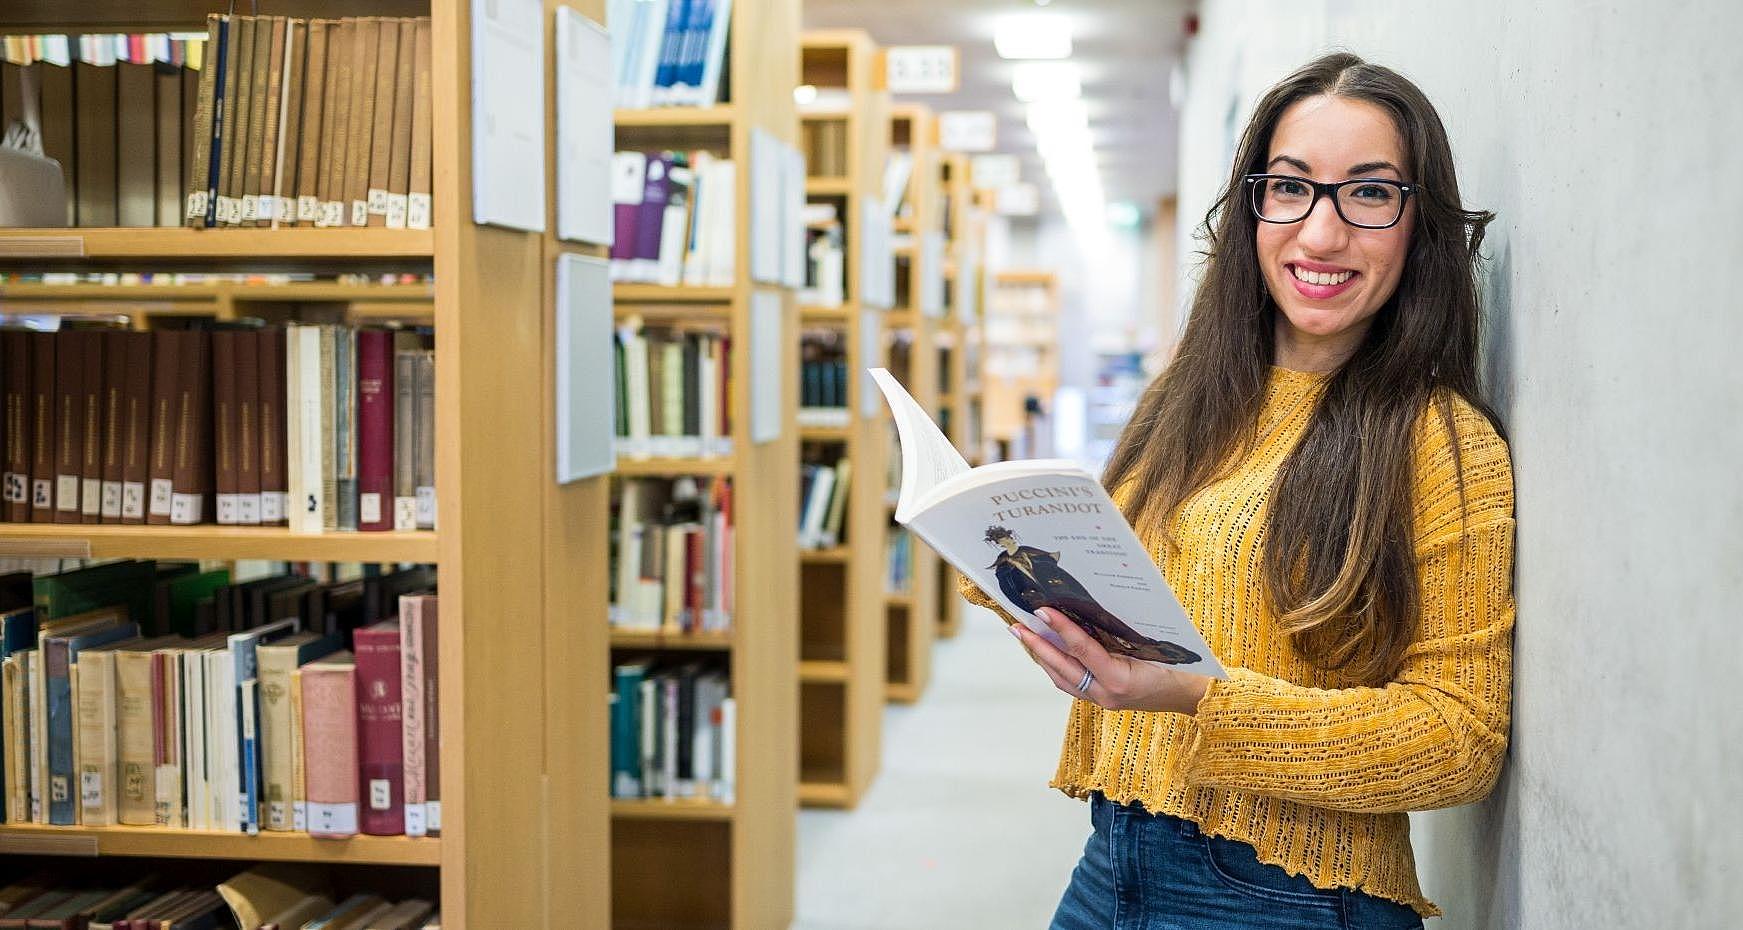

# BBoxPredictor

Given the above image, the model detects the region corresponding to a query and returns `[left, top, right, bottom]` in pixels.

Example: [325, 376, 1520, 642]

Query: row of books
[609, 659, 735, 802]
[800, 118, 849, 180]
[610, 477, 733, 633]
[800, 205, 846, 309]
[0, 272, 428, 287]
[613, 323, 732, 460]
[0, 34, 202, 69]
[886, 526, 913, 594]
[0, 324, 436, 532]
[0, 865, 438, 930]
[184, 15, 433, 230]
[799, 357, 851, 410]
[798, 456, 850, 552]
[609, 150, 737, 286]
[0, 561, 440, 838]
[1, 56, 198, 227]
[607, 0, 733, 109]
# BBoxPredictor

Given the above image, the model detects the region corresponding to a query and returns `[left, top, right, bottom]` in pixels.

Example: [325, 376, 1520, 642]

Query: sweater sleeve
[958, 571, 1019, 625]
[1182, 398, 1516, 814]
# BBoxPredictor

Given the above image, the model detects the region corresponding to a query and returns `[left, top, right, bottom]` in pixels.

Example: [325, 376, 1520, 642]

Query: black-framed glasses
[1243, 174, 1418, 229]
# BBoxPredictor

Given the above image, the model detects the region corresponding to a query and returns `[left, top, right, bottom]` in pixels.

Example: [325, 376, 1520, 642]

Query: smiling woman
[964, 51, 1515, 929]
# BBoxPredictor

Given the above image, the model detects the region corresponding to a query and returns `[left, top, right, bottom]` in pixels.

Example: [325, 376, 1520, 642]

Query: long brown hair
[1104, 52, 1503, 685]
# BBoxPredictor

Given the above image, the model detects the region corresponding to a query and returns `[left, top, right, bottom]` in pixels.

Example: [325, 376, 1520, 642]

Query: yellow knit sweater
[962, 366, 1515, 918]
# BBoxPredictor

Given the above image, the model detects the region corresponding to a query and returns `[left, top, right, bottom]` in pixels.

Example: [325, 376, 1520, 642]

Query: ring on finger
[1075, 668, 1094, 695]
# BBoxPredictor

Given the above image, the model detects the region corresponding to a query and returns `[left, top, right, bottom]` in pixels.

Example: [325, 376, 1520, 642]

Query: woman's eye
[1273, 180, 1309, 197]
[1350, 184, 1395, 203]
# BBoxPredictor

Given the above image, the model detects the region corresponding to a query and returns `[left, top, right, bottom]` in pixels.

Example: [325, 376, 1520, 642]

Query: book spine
[145, 330, 181, 525]
[75, 649, 118, 825]
[272, 18, 304, 227]
[241, 677, 261, 834]
[385, 19, 415, 228]
[414, 350, 435, 529]
[392, 343, 417, 530]
[52, 331, 82, 524]
[302, 662, 358, 837]
[44, 640, 75, 823]
[334, 327, 358, 531]
[421, 597, 440, 835]
[115, 650, 156, 825]
[186, 15, 221, 224]
[365, 18, 399, 227]
[294, 21, 328, 224]
[78, 330, 106, 523]
[345, 18, 379, 227]
[236, 327, 262, 525]
[321, 19, 354, 227]
[212, 330, 239, 525]
[2, 331, 29, 522]
[257, 647, 296, 831]
[289, 666, 306, 830]
[119, 332, 152, 523]
[356, 329, 394, 531]
[258, 328, 289, 525]
[256, 16, 287, 226]
[353, 627, 404, 835]
[406, 18, 433, 230]
[170, 331, 210, 525]
[399, 595, 426, 836]
[319, 326, 339, 531]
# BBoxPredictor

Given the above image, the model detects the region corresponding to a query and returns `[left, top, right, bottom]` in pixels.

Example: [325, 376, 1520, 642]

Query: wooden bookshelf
[0, 2, 613, 928]
[795, 29, 891, 813]
[935, 151, 989, 638]
[611, 1, 802, 927]
[985, 269, 1062, 460]
[880, 103, 942, 704]
[0, 281, 435, 323]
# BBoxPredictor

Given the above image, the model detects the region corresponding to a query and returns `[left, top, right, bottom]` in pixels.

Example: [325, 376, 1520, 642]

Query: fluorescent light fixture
[1012, 62, 1080, 103]
[793, 84, 818, 106]
[995, 14, 1072, 60]
[1026, 98, 1088, 137]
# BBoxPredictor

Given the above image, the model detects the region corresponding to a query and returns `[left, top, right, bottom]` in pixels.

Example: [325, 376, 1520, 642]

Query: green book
[32, 560, 158, 626]
[157, 568, 233, 638]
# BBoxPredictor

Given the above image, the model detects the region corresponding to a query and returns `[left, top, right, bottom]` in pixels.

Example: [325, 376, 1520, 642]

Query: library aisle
[793, 603, 1083, 930]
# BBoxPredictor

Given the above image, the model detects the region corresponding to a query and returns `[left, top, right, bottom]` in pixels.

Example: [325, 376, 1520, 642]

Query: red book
[301, 651, 359, 838]
[353, 621, 405, 835]
[356, 328, 394, 531]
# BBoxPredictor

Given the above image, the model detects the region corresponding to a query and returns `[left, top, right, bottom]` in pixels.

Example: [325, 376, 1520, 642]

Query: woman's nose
[1295, 193, 1349, 255]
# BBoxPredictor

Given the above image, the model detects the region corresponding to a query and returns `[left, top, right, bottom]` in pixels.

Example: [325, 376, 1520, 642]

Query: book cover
[145, 329, 180, 525]
[53, 330, 85, 524]
[294, 20, 328, 224]
[258, 327, 289, 525]
[870, 368, 1225, 677]
[236, 326, 262, 524]
[398, 593, 437, 835]
[351, 623, 404, 836]
[300, 651, 358, 837]
[28, 332, 55, 522]
[365, 18, 399, 227]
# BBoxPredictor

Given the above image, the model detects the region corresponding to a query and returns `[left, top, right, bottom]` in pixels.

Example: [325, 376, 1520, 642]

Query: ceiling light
[1026, 98, 1088, 136]
[994, 14, 1072, 60]
[1012, 62, 1080, 103]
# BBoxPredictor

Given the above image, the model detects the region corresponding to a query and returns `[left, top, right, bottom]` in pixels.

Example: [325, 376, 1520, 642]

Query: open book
[870, 369, 1225, 677]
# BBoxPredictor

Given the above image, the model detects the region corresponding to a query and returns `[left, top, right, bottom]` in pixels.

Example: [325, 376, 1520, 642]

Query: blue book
[227, 618, 299, 834]
[612, 662, 649, 797]
[696, 0, 733, 107]
[43, 616, 138, 824]
[675, 0, 715, 105]
[651, 0, 692, 103]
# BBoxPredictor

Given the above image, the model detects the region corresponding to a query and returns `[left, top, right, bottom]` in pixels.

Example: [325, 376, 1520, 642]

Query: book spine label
[308, 799, 358, 836]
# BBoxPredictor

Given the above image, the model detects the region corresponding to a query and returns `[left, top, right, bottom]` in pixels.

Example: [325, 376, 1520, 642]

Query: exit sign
[884, 46, 958, 94]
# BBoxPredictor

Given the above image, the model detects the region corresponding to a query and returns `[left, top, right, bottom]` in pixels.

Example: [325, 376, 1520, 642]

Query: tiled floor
[792, 603, 1088, 930]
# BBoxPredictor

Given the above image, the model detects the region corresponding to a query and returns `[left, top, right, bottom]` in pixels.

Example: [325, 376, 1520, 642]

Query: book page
[906, 468, 1225, 678]
[868, 368, 969, 522]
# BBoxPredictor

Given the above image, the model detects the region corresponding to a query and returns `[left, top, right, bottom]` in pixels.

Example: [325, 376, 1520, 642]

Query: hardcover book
[869, 368, 1225, 676]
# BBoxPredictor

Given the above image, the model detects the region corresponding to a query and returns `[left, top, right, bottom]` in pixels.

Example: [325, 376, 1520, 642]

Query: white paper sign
[884, 45, 958, 94]
[782, 145, 807, 288]
[556, 7, 614, 244]
[751, 289, 784, 444]
[555, 253, 615, 482]
[938, 110, 997, 152]
[471, 0, 547, 232]
[971, 153, 1021, 189]
[749, 128, 784, 285]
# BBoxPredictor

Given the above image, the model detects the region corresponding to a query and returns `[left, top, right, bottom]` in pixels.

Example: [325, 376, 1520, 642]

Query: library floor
[793, 604, 1087, 930]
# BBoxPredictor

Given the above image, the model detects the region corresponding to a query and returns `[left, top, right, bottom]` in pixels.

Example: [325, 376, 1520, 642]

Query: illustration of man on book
[985, 525, 1201, 665]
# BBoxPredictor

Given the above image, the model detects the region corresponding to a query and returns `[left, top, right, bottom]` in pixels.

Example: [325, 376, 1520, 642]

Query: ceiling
[800, 0, 1195, 218]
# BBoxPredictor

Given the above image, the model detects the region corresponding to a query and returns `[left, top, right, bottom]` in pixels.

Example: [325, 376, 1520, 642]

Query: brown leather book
[256, 16, 288, 227]
[99, 330, 130, 522]
[218, 15, 250, 225]
[120, 331, 153, 524]
[38, 63, 76, 224]
[154, 64, 185, 226]
[54, 330, 85, 524]
[345, 17, 381, 227]
[407, 18, 433, 229]
[172, 331, 212, 525]
[243, 15, 275, 225]
[385, 19, 415, 228]
[186, 14, 222, 225]
[321, 19, 354, 227]
[29, 332, 57, 521]
[258, 327, 288, 525]
[365, 19, 400, 227]
[237, 328, 262, 524]
[79, 328, 106, 523]
[274, 19, 307, 227]
[145, 329, 181, 525]
[116, 62, 158, 227]
[2, 331, 29, 522]
[212, 330, 239, 525]
[74, 61, 119, 225]
[294, 20, 328, 225]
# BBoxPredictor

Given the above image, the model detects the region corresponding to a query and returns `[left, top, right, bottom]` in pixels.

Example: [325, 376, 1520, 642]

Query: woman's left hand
[1011, 607, 1214, 714]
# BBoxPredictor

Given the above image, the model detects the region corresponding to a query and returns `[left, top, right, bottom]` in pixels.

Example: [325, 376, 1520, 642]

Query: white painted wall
[1177, 3, 1743, 927]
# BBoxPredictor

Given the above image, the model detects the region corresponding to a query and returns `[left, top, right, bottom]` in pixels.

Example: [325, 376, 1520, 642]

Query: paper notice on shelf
[751, 289, 784, 444]
[471, 0, 547, 232]
[556, 7, 613, 245]
[749, 128, 784, 285]
[783, 144, 807, 289]
[555, 253, 615, 482]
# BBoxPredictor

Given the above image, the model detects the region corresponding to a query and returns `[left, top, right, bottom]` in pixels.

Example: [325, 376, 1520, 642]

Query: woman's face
[1255, 95, 1415, 360]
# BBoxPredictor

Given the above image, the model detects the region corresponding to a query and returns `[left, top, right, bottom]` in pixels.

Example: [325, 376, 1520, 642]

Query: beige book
[293, 20, 328, 224]
[407, 17, 433, 229]
[214, 863, 329, 930]
[265, 895, 337, 929]
[256, 16, 288, 226]
[273, 18, 307, 227]
[365, 19, 401, 226]
[321, 19, 355, 227]
[384, 19, 416, 228]
[76, 647, 124, 825]
[219, 15, 253, 225]
[114, 639, 177, 825]
[242, 15, 275, 224]
[185, 14, 223, 224]
[289, 665, 306, 829]
[345, 17, 381, 227]
[2, 655, 23, 823]
[326, 897, 391, 930]
[256, 632, 333, 832]
[153, 644, 185, 827]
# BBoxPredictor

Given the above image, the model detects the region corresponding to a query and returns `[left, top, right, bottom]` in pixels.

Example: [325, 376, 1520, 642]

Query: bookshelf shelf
[610, 629, 735, 651]
[610, 799, 736, 822]
[613, 284, 736, 303]
[0, 282, 434, 302]
[799, 659, 850, 683]
[612, 303, 733, 322]
[798, 304, 852, 322]
[0, 824, 441, 866]
[886, 592, 914, 608]
[799, 425, 851, 441]
[0, 524, 438, 563]
[614, 457, 736, 477]
[796, 780, 852, 808]
[804, 176, 853, 196]
[799, 546, 849, 564]
[614, 105, 740, 127]
[0, 227, 434, 261]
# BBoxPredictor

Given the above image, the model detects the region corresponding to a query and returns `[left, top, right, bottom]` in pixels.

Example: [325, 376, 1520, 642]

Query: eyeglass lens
[1251, 177, 1404, 228]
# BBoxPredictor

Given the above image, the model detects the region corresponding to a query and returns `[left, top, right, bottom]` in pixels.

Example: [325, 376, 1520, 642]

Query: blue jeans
[1050, 793, 1426, 930]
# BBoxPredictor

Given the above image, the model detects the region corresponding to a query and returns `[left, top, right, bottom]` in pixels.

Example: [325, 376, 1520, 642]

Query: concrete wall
[1178, 3, 1743, 927]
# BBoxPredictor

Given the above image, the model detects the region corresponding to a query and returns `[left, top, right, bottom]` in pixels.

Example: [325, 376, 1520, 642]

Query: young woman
[964, 52, 1514, 929]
